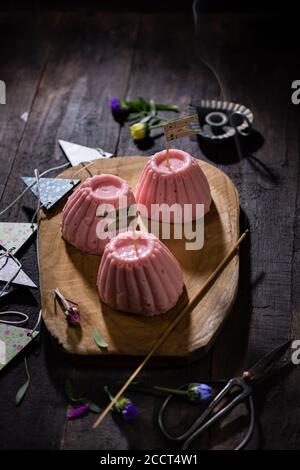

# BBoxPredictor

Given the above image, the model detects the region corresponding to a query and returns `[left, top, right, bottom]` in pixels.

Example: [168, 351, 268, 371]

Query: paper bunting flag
[21, 177, 80, 210]
[0, 222, 37, 254]
[59, 139, 113, 166]
[0, 338, 5, 365]
[0, 282, 16, 298]
[0, 324, 39, 370]
[163, 114, 199, 143]
[0, 255, 37, 289]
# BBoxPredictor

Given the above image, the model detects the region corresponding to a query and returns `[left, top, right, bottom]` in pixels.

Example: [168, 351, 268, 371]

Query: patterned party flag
[0, 222, 37, 254]
[0, 339, 6, 365]
[21, 177, 80, 210]
[163, 114, 199, 143]
[0, 255, 37, 288]
[0, 282, 16, 298]
[0, 324, 39, 370]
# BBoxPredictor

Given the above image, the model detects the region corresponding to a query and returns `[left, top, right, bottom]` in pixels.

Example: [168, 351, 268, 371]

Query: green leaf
[138, 96, 148, 111]
[126, 99, 143, 112]
[140, 114, 152, 124]
[120, 99, 130, 111]
[64, 379, 86, 402]
[89, 402, 102, 413]
[93, 329, 108, 349]
[15, 378, 30, 406]
[127, 112, 144, 121]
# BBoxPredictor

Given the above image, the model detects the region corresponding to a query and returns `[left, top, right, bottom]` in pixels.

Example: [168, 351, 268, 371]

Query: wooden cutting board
[39, 157, 239, 364]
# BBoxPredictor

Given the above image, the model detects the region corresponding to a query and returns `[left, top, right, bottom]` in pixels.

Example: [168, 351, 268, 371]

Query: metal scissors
[158, 340, 292, 450]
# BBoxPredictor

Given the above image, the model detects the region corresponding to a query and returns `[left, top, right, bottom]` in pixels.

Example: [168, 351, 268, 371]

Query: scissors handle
[159, 377, 255, 450]
[182, 392, 255, 450]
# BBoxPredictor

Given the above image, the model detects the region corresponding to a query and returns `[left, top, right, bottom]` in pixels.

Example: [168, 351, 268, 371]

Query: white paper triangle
[0, 255, 37, 288]
[0, 282, 17, 298]
[21, 177, 80, 210]
[0, 340, 6, 365]
[59, 139, 113, 166]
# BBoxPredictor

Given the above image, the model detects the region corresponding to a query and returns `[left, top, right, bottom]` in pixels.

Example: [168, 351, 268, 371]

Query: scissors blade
[245, 340, 292, 383]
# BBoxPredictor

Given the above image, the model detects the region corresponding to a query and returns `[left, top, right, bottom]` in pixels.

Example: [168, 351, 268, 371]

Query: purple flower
[187, 383, 212, 402]
[110, 97, 123, 114]
[66, 306, 81, 326]
[110, 97, 129, 122]
[121, 400, 139, 422]
[104, 386, 139, 422]
[67, 403, 90, 419]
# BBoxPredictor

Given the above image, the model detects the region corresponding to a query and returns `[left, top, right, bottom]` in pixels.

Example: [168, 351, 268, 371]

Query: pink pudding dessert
[97, 231, 184, 316]
[135, 149, 211, 222]
[61, 174, 136, 255]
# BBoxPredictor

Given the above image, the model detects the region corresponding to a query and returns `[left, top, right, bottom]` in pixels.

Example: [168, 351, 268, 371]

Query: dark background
[0, 1, 289, 12]
[0, 1, 299, 450]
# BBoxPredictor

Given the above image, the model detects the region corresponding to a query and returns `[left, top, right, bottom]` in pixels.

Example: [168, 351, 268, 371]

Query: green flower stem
[155, 104, 179, 112]
[149, 121, 168, 129]
[104, 385, 121, 412]
[127, 382, 187, 397]
[124, 99, 178, 113]
[152, 385, 188, 396]
[103, 385, 114, 401]
[70, 396, 86, 402]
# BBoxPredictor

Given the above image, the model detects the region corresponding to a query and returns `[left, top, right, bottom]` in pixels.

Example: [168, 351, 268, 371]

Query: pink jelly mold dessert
[135, 149, 211, 222]
[61, 174, 136, 255]
[97, 231, 184, 316]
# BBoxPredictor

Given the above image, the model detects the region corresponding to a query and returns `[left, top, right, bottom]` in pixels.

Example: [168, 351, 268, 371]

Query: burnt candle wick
[134, 239, 139, 256]
[132, 230, 139, 256]
[165, 147, 172, 170]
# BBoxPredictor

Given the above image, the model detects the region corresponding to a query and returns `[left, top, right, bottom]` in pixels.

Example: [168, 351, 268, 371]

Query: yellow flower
[130, 122, 148, 141]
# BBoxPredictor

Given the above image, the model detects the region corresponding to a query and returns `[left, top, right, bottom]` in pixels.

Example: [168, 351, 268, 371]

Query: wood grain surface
[0, 10, 299, 450]
[39, 157, 239, 360]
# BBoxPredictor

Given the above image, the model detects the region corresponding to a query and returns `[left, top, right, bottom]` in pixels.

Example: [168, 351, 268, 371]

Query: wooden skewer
[163, 126, 171, 170]
[132, 227, 139, 255]
[73, 161, 95, 178]
[165, 144, 171, 170]
[133, 238, 139, 256]
[93, 229, 249, 429]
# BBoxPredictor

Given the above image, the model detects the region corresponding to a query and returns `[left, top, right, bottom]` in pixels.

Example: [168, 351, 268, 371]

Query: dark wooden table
[0, 10, 299, 450]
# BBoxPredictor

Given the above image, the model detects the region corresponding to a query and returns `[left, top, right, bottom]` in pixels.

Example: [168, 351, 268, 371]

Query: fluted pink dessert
[97, 231, 184, 316]
[61, 174, 136, 255]
[135, 149, 211, 222]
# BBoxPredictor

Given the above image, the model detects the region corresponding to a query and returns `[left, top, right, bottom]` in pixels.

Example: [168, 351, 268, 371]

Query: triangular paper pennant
[0, 324, 39, 370]
[0, 282, 16, 298]
[21, 177, 80, 210]
[0, 339, 5, 365]
[59, 139, 113, 166]
[0, 222, 37, 254]
[0, 255, 37, 288]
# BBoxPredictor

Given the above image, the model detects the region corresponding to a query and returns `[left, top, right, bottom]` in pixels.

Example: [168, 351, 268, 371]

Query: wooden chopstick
[93, 229, 249, 429]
